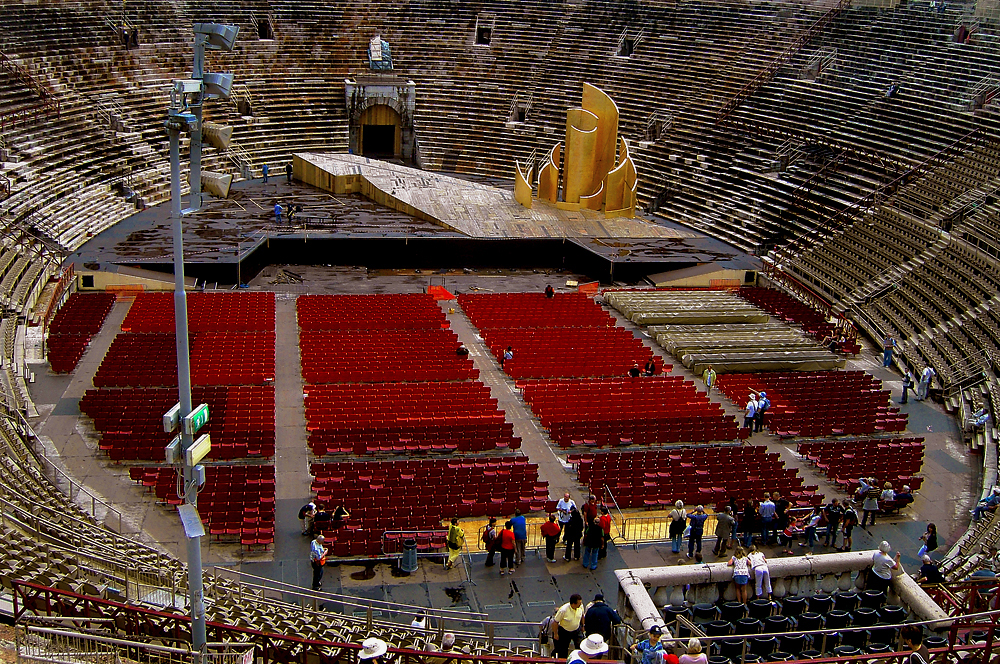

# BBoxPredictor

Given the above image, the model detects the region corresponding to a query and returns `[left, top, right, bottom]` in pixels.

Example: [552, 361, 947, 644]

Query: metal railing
[716, 0, 852, 124]
[0, 50, 60, 121]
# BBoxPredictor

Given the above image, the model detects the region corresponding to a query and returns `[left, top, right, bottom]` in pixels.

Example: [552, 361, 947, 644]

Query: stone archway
[345, 77, 416, 162]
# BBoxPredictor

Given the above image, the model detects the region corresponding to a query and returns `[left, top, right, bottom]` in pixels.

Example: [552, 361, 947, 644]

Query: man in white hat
[567, 633, 609, 664]
[358, 637, 388, 661]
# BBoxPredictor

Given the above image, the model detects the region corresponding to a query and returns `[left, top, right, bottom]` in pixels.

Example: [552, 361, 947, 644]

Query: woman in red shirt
[499, 521, 517, 576]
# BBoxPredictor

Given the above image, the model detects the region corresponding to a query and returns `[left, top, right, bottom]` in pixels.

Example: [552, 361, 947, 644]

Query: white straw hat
[359, 637, 387, 660]
[580, 634, 609, 655]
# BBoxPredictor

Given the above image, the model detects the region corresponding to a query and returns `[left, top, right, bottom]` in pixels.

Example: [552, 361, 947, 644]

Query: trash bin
[400, 539, 418, 573]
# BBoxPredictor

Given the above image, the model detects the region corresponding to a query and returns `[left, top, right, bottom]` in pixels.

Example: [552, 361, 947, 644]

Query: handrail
[602, 484, 627, 541]
[716, 0, 852, 124]
[772, 127, 985, 266]
[0, 51, 59, 119]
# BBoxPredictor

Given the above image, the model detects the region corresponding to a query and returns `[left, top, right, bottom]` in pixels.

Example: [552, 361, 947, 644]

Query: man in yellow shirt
[551, 594, 584, 658]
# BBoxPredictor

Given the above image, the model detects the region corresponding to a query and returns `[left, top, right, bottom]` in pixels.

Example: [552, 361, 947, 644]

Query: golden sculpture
[514, 83, 637, 218]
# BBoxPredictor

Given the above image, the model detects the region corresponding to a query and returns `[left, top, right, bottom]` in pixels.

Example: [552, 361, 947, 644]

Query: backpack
[844, 509, 858, 526]
[483, 525, 496, 545]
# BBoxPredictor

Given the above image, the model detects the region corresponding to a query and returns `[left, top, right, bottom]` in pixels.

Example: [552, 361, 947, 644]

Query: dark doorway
[363, 125, 395, 157]
[256, 18, 273, 40]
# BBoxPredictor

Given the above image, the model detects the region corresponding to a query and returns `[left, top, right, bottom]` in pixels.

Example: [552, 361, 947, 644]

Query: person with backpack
[482, 517, 499, 567]
[298, 500, 317, 536]
[445, 518, 465, 570]
[839, 501, 859, 551]
[668, 501, 687, 554]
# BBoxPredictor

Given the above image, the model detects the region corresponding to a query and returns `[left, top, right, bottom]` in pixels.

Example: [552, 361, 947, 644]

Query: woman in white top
[869, 540, 901, 594]
[747, 545, 772, 600]
[881, 482, 896, 502]
[728, 545, 751, 603]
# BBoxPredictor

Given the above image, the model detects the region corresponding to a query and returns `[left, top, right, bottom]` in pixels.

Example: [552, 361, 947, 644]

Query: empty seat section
[46, 292, 116, 373]
[569, 446, 823, 509]
[797, 437, 925, 492]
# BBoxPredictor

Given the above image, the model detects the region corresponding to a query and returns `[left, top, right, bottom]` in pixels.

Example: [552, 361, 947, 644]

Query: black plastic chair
[867, 642, 893, 653]
[824, 610, 850, 629]
[736, 617, 763, 635]
[695, 602, 720, 622]
[851, 607, 878, 627]
[815, 631, 840, 653]
[781, 596, 806, 618]
[860, 589, 886, 609]
[796, 612, 822, 632]
[778, 633, 806, 655]
[719, 638, 745, 661]
[764, 615, 790, 633]
[705, 620, 733, 637]
[877, 604, 906, 624]
[841, 627, 867, 649]
[766, 652, 795, 662]
[869, 624, 898, 645]
[834, 592, 859, 612]
[808, 594, 833, 614]
[708, 656, 731, 664]
[925, 635, 949, 649]
[749, 636, 777, 657]
[833, 645, 861, 657]
[721, 601, 747, 623]
[796, 651, 823, 660]
[749, 598, 774, 620]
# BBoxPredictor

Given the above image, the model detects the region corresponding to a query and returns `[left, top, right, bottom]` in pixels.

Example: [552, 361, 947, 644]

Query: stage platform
[68, 156, 758, 284]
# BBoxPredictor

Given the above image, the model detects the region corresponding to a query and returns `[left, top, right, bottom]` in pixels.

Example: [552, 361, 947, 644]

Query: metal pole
[169, 118, 206, 662]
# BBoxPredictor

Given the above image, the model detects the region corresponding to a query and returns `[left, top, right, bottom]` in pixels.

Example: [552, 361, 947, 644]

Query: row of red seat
[797, 437, 925, 493]
[132, 466, 275, 547]
[93, 332, 275, 387]
[47, 293, 117, 373]
[81, 386, 275, 461]
[120, 292, 275, 333]
[569, 445, 823, 509]
[458, 292, 616, 329]
[736, 287, 836, 341]
[483, 327, 657, 379]
[300, 330, 475, 384]
[304, 381, 501, 422]
[717, 371, 906, 438]
[309, 457, 549, 552]
[297, 293, 449, 330]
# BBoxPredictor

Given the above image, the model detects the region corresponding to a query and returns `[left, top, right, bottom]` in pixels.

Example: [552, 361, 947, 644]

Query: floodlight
[185, 433, 212, 466]
[202, 121, 232, 150]
[202, 72, 234, 99]
[193, 22, 239, 51]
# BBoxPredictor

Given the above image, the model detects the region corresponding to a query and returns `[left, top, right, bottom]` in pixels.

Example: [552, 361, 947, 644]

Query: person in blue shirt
[758, 493, 776, 546]
[687, 505, 709, 558]
[262, 163, 269, 183]
[511, 509, 527, 565]
[631, 625, 666, 664]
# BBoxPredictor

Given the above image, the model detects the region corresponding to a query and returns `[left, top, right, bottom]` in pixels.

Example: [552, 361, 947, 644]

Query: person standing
[747, 545, 772, 600]
[668, 501, 687, 554]
[285, 162, 293, 183]
[582, 495, 599, 525]
[582, 594, 621, 645]
[499, 520, 516, 576]
[758, 493, 775, 546]
[551, 594, 585, 658]
[728, 546, 751, 604]
[298, 500, 317, 536]
[702, 365, 717, 396]
[643, 358, 657, 376]
[754, 392, 769, 432]
[483, 516, 498, 567]
[799, 506, 823, 551]
[773, 492, 790, 547]
[882, 335, 896, 367]
[900, 624, 931, 664]
[262, 163, 269, 183]
[544, 284, 555, 298]
[713, 506, 735, 557]
[274, 202, 283, 224]
[868, 541, 901, 594]
[563, 506, 584, 561]
[541, 514, 561, 563]
[556, 493, 577, 531]
[823, 498, 844, 548]
[917, 523, 938, 558]
[744, 393, 758, 430]
[740, 499, 758, 549]
[687, 505, 709, 558]
[598, 507, 612, 559]
[446, 518, 465, 570]
[901, 370, 915, 404]
[917, 365, 936, 400]
[840, 501, 859, 552]
[511, 509, 527, 566]
[309, 534, 327, 591]
[860, 477, 881, 529]
[582, 517, 604, 570]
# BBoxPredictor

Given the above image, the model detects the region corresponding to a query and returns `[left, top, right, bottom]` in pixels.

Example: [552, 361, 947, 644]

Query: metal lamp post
[163, 22, 239, 664]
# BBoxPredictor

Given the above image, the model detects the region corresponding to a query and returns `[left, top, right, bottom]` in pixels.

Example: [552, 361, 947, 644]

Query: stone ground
[24, 267, 979, 635]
